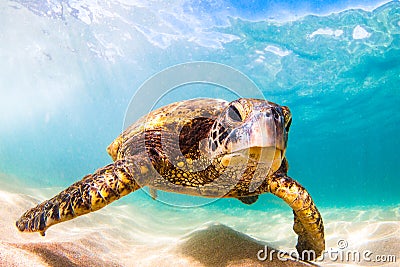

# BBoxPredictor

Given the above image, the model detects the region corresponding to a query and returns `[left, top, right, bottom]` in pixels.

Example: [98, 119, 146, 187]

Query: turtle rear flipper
[16, 158, 147, 235]
[237, 195, 259, 205]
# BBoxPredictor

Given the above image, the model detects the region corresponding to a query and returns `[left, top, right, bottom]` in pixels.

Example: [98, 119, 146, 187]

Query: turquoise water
[1, 0, 399, 212]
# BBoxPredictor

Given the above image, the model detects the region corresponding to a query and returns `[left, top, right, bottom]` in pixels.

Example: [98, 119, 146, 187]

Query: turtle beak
[249, 112, 277, 148]
[222, 108, 287, 171]
[247, 110, 286, 152]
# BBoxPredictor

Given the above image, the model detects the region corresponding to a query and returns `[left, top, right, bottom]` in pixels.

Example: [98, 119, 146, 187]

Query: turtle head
[206, 98, 292, 173]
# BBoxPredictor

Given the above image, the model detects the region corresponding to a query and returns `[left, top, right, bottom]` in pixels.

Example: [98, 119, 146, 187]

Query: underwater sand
[0, 185, 398, 267]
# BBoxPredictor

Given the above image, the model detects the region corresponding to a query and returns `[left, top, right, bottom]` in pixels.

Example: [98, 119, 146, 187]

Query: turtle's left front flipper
[269, 175, 325, 261]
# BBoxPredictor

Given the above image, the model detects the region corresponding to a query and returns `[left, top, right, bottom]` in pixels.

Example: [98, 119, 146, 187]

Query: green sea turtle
[16, 98, 325, 260]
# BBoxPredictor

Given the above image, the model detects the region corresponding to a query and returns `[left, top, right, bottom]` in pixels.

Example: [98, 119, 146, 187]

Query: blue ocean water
[0, 0, 399, 213]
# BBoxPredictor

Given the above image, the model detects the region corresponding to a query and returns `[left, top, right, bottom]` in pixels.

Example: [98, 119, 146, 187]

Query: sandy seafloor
[0, 179, 398, 267]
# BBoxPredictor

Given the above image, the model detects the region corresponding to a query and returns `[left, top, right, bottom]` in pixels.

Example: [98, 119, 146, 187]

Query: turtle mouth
[220, 146, 284, 172]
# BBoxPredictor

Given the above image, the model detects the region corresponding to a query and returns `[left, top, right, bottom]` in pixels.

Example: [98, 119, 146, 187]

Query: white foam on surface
[352, 25, 371, 40]
[264, 45, 292, 57]
[309, 28, 344, 38]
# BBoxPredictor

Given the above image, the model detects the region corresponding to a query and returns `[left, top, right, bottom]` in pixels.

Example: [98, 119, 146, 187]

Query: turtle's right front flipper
[269, 175, 325, 260]
[16, 158, 147, 236]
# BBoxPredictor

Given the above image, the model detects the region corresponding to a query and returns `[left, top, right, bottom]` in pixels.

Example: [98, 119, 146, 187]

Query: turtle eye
[227, 104, 243, 122]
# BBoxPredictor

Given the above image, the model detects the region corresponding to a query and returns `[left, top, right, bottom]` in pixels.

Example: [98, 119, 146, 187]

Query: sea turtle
[16, 98, 325, 260]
